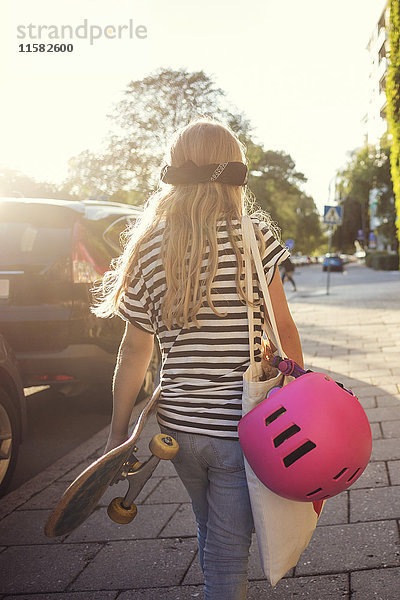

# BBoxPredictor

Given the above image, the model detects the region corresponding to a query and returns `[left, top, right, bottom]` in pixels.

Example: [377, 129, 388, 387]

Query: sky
[1, 0, 388, 213]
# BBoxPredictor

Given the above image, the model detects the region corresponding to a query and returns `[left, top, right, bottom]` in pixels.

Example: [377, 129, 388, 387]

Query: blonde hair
[92, 119, 275, 329]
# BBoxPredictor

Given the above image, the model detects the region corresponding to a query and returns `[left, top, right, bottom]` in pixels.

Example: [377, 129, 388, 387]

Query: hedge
[366, 251, 399, 270]
[387, 1, 400, 259]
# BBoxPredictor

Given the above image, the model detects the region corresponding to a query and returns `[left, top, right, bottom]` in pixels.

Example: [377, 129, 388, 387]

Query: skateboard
[44, 386, 178, 537]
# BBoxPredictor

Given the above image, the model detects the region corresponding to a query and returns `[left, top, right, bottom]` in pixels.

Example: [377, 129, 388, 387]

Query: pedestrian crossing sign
[323, 205, 342, 225]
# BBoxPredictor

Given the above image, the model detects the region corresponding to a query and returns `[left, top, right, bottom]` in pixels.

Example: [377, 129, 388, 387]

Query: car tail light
[30, 374, 75, 383]
[72, 223, 106, 283]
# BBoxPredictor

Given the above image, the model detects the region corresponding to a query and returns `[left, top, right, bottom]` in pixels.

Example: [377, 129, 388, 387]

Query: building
[363, 1, 390, 145]
[363, 1, 397, 252]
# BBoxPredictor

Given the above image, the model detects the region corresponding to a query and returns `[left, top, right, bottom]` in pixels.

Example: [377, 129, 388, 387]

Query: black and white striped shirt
[117, 217, 289, 439]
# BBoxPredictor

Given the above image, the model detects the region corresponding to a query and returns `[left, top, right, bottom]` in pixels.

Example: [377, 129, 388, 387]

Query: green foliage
[66, 68, 252, 200]
[247, 146, 323, 253]
[366, 251, 399, 270]
[64, 68, 322, 253]
[387, 1, 400, 255]
[0, 168, 77, 200]
[333, 137, 397, 253]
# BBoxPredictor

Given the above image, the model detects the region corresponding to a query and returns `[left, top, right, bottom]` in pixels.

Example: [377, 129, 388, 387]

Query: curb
[0, 425, 109, 520]
[0, 397, 147, 520]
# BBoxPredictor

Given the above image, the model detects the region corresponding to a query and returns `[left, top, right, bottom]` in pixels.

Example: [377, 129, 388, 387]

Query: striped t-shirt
[117, 217, 289, 440]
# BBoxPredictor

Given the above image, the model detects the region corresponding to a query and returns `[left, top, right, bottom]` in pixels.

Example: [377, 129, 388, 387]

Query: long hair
[92, 119, 276, 329]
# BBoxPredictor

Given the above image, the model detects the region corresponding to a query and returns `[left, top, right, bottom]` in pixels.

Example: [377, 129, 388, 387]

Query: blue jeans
[160, 425, 254, 600]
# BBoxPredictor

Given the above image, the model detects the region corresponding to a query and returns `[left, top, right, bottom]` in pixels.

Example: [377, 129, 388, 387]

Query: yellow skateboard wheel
[107, 497, 138, 524]
[149, 433, 179, 460]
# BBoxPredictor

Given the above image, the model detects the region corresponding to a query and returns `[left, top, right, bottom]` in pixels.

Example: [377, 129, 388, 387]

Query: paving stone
[0, 544, 102, 594]
[350, 462, 389, 489]
[353, 386, 399, 400]
[71, 538, 197, 590]
[371, 375, 400, 387]
[65, 503, 179, 543]
[388, 460, 400, 485]
[159, 503, 196, 538]
[367, 385, 399, 397]
[248, 573, 349, 599]
[351, 567, 400, 599]
[365, 406, 400, 423]
[97, 476, 161, 507]
[181, 550, 203, 585]
[381, 420, 400, 439]
[2, 594, 117, 600]
[118, 586, 203, 599]
[0, 428, 108, 520]
[183, 536, 283, 586]
[144, 477, 190, 504]
[59, 460, 94, 482]
[0, 509, 60, 545]
[350, 487, 400, 522]
[20, 482, 70, 510]
[318, 492, 348, 526]
[371, 439, 400, 461]
[295, 521, 399, 576]
[371, 422, 383, 440]
[377, 394, 400, 408]
[353, 370, 392, 380]
[359, 396, 378, 409]
[155, 458, 178, 477]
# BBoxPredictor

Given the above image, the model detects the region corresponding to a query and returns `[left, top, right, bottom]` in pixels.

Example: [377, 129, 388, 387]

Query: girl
[93, 119, 303, 600]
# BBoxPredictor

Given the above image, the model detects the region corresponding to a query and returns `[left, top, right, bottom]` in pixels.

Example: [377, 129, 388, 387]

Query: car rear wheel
[0, 388, 20, 497]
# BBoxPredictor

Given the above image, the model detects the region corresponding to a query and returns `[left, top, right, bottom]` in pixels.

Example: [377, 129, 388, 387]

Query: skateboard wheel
[107, 497, 138, 524]
[149, 433, 179, 460]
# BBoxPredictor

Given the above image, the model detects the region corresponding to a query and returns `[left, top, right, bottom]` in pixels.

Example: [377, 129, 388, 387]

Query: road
[8, 261, 399, 492]
[285, 260, 399, 309]
[9, 385, 112, 492]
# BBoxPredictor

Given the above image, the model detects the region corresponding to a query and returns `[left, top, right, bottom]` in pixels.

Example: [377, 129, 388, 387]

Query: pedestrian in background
[92, 119, 303, 600]
[280, 256, 297, 291]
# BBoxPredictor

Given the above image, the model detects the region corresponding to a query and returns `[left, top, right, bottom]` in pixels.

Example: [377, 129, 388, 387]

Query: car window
[0, 204, 73, 266]
[102, 216, 135, 253]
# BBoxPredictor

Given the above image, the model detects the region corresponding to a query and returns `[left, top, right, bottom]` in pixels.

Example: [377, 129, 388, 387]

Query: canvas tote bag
[241, 215, 322, 586]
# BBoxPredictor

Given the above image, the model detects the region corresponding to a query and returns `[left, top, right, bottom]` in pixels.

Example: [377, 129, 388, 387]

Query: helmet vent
[273, 424, 301, 448]
[283, 441, 316, 468]
[306, 487, 322, 497]
[265, 407, 287, 426]
[347, 468, 361, 482]
[333, 467, 348, 480]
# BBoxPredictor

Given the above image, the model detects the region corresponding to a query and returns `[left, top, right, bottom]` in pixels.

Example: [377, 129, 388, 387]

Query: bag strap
[243, 218, 256, 362]
[242, 215, 286, 361]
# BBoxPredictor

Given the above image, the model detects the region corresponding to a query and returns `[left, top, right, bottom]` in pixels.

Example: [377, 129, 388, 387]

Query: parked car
[0, 332, 27, 496]
[322, 254, 344, 272]
[290, 254, 310, 266]
[0, 197, 158, 398]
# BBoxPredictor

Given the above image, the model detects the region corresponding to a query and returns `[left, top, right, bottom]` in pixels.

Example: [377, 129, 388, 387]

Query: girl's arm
[104, 322, 155, 453]
[267, 267, 304, 368]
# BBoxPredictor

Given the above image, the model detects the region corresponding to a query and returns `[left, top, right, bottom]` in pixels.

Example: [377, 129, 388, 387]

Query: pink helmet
[238, 372, 372, 501]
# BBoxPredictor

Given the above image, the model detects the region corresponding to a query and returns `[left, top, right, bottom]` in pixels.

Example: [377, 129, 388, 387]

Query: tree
[64, 68, 322, 254]
[0, 168, 76, 200]
[334, 137, 396, 253]
[65, 68, 252, 200]
[387, 0, 400, 257]
[248, 147, 323, 253]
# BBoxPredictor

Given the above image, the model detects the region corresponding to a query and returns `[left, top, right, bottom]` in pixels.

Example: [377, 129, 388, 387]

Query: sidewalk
[0, 265, 399, 599]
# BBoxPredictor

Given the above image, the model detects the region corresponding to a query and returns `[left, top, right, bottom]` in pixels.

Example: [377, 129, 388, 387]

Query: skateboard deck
[44, 386, 178, 537]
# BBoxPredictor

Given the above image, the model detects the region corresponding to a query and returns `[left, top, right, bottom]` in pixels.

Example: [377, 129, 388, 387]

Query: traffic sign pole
[323, 205, 342, 296]
[326, 226, 333, 295]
